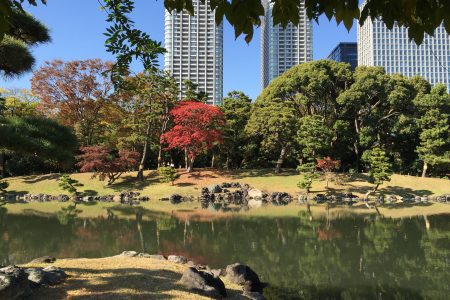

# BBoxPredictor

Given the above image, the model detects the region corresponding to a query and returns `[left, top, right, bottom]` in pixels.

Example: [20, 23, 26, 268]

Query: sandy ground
[22, 256, 246, 300]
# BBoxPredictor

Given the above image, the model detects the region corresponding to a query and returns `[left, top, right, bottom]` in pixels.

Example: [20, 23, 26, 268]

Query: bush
[158, 167, 178, 185]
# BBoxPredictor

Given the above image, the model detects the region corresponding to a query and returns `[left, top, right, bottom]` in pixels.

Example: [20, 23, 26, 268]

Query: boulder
[113, 195, 121, 203]
[207, 185, 223, 194]
[119, 250, 138, 257]
[225, 263, 263, 293]
[42, 266, 67, 285]
[247, 189, 263, 199]
[248, 199, 263, 209]
[179, 267, 226, 299]
[169, 194, 183, 204]
[168, 255, 188, 264]
[0, 266, 31, 299]
[29, 256, 56, 264]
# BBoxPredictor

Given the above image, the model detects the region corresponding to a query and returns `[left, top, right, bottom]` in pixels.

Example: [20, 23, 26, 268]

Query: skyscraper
[327, 42, 358, 70]
[164, 0, 223, 105]
[358, 18, 450, 90]
[261, 0, 313, 89]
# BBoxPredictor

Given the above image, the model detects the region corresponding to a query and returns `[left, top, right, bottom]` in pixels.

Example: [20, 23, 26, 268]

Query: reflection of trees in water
[2, 211, 449, 299]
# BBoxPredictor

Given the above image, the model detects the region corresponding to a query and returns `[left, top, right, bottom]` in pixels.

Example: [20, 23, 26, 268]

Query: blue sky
[1, 0, 356, 99]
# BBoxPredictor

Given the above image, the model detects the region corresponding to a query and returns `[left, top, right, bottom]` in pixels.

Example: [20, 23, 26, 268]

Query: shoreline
[4, 200, 450, 220]
[18, 254, 255, 299]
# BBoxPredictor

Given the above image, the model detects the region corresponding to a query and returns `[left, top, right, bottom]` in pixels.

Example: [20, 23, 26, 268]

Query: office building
[164, 0, 223, 105]
[327, 42, 358, 70]
[261, 0, 313, 89]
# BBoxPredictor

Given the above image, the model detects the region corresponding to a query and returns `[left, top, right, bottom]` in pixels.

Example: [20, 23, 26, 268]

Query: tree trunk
[137, 122, 151, 182]
[211, 154, 215, 168]
[421, 161, 428, 177]
[275, 145, 286, 174]
[187, 156, 194, 173]
[353, 142, 360, 172]
[0, 152, 5, 178]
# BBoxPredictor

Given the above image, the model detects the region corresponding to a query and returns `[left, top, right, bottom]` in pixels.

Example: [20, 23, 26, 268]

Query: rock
[421, 196, 429, 203]
[169, 194, 183, 204]
[209, 269, 223, 278]
[148, 254, 166, 260]
[42, 266, 67, 285]
[207, 184, 223, 194]
[179, 267, 227, 299]
[0, 266, 31, 299]
[136, 253, 152, 258]
[119, 250, 138, 257]
[187, 261, 196, 267]
[247, 189, 263, 199]
[24, 268, 46, 287]
[225, 263, 263, 293]
[29, 256, 56, 264]
[168, 255, 188, 264]
[269, 192, 292, 205]
[248, 199, 263, 209]
[113, 195, 121, 203]
[243, 291, 267, 300]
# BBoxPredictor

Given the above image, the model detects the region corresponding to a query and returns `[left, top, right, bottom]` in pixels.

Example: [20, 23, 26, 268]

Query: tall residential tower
[358, 19, 450, 90]
[164, 0, 223, 105]
[261, 0, 313, 89]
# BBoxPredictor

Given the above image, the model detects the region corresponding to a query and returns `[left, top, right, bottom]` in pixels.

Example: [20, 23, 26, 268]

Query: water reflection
[0, 208, 448, 299]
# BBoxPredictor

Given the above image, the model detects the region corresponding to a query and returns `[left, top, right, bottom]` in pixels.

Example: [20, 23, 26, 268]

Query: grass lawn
[23, 256, 246, 299]
[4, 169, 450, 219]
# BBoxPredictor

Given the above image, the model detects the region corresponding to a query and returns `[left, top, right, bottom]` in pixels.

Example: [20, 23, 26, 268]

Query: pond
[0, 206, 449, 299]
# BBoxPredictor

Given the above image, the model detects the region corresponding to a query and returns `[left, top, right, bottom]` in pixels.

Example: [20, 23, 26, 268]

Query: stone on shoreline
[225, 263, 264, 293]
[29, 256, 56, 264]
[179, 267, 227, 299]
[167, 255, 188, 264]
[0, 266, 31, 299]
[243, 291, 267, 300]
[25, 266, 66, 287]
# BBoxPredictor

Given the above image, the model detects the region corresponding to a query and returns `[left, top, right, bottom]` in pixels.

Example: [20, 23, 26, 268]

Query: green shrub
[158, 167, 178, 185]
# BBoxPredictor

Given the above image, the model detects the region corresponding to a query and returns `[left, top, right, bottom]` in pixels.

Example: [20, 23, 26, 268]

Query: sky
[0, 0, 356, 100]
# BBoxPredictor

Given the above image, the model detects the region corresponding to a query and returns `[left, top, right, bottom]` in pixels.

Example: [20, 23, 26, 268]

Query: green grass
[4, 169, 450, 219]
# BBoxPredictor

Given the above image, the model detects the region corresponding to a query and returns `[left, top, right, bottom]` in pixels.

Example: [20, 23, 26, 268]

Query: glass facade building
[261, 0, 313, 89]
[327, 42, 358, 70]
[164, 0, 223, 105]
[358, 18, 450, 90]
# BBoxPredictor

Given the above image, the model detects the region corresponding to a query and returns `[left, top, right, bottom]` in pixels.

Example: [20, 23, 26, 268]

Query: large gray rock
[29, 256, 56, 264]
[179, 267, 226, 299]
[169, 194, 183, 204]
[119, 250, 139, 257]
[148, 254, 166, 260]
[0, 266, 31, 299]
[167, 255, 188, 264]
[225, 263, 263, 293]
[207, 185, 223, 194]
[42, 266, 67, 285]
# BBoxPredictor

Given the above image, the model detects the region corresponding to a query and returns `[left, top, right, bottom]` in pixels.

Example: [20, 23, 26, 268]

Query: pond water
[0, 206, 449, 299]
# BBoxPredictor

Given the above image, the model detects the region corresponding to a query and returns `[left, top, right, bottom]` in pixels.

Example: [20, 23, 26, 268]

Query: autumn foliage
[161, 101, 225, 172]
[76, 146, 139, 185]
[316, 157, 341, 188]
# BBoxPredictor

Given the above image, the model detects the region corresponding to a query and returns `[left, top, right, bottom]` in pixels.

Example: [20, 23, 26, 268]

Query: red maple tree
[316, 156, 341, 188]
[160, 101, 225, 172]
[76, 146, 140, 185]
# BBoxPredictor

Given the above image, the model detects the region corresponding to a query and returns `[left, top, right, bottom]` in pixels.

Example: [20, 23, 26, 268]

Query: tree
[182, 79, 208, 102]
[0, 9, 50, 77]
[76, 146, 140, 185]
[158, 166, 177, 185]
[118, 71, 178, 181]
[414, 85, 450, 177]
[161, 101, 225, 172]
[0, 88, 40, 117]
[337, 67, 415, 171]
[246, 99, 297, 173]
[58, 174, 83, 194]
[31, 59, 115, 146]
[219, 91, 252, 169]
[297, 114, 332, 162]
[0, 116, 78, 177]
[362, 147, 392, 200]
[316, 157, 341, 188]
[297, 162, 319, 195]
